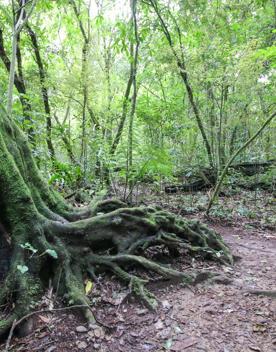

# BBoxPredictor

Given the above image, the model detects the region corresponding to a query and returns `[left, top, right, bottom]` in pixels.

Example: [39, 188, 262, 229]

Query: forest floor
[1, 188, 275, 352]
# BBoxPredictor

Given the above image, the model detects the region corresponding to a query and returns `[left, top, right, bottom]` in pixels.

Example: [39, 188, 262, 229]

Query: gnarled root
[0, 199, 233, 337]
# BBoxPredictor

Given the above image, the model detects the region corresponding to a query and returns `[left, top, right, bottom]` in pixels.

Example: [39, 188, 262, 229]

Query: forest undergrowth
[0, 185, 275, 352]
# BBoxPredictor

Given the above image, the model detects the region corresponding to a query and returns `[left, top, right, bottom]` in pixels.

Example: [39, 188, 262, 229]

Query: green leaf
[95, 15, 104, 27]
[17, 265, 29, 274]
[46, 249, 58, 259]
[20, 242, 38, 254]
[85, 280, 93, 295]
[164, 338, 173, 350]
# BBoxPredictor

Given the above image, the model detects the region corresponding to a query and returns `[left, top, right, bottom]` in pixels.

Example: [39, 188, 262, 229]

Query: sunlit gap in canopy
[1, 0, 130, 21]
[87, 0, 130, 21]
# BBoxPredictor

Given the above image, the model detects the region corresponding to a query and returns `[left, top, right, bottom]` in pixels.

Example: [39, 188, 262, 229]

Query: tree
[6, 0, 36, 116]
[207, 111, 276, 214]
[0, 0, 37, 146]
[0, 0, 275, 337]
[70, 0, 92, 177]
[0, 28, 34, 141]
[126, 0, 140, 200]
[0, 101, 232, 335]
[26, 24, 55, 159]
[147, 0, 214, 168]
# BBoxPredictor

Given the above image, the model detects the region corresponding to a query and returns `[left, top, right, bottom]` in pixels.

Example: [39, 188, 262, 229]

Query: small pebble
[76, 341, 88, 349]
[76, 325, 88, 333]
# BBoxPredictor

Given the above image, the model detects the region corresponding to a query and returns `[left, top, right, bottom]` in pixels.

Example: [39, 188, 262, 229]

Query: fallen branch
[248, 289, 276, 298]
[206, 111, 276, 214]
[4, 304, 93, 352]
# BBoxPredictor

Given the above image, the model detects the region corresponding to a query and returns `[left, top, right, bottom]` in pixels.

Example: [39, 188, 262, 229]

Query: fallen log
[229, 159, 275, 176]
[165, 160, 275, 194]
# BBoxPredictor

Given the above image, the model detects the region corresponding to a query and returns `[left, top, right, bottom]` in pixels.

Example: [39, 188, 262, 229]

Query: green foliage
[17, 265, 29, 274]
[0, 0, 274, 187]
[255, 46, 276, 67]
[49, 161, 82, 190]
[20, 242, 38, 254]
[20, 242, 58, 259]
[45, 249, 58, 259]
[209, 205, 233, 222]
[142, 147, 173, 180]
[259, 167, 276, 184]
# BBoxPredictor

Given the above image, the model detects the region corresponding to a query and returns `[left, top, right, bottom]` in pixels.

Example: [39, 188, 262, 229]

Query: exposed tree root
[0, 198, 233, 337]
[0, 111, 233, 338]
[248, 289, 276, 298]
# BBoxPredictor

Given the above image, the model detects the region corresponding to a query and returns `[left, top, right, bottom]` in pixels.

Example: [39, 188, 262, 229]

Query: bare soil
[1, 191, 275, 352]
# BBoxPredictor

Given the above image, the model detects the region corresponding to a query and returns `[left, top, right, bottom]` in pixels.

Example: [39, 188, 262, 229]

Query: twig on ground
[4, 304, 93, 352]
[5, 319, 17, 352]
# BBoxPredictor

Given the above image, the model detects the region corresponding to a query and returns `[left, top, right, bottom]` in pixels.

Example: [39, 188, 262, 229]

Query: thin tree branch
[206, 112, 276, 214]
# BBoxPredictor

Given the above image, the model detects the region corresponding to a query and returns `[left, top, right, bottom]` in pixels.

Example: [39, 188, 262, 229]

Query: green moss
[0, 113, 233, 335]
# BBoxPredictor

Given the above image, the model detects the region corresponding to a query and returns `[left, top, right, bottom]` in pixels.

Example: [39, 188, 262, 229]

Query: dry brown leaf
[38, 315, 51, 324]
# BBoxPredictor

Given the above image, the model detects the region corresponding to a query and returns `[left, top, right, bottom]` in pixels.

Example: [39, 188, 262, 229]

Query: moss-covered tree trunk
[0, 107, 232, 337]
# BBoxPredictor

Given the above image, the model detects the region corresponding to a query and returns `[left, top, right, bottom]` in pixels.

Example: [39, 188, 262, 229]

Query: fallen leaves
[85, 280, 93, 295]
[75, 326, 88, 333]
[38, 315, 51, 324]
[76, 340, 88, 349]
[1, 207, 275, 352]
[172, 337, 198, 351]
[154, 320, 164, 330]
[252, 323, 267, 333]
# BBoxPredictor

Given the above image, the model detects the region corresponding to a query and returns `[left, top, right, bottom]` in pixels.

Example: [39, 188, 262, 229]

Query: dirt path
[2, 223, 275, 352]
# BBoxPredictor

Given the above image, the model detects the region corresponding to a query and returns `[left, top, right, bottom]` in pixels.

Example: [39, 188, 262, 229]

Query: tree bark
[0, 28, 34, 142]
[207, 112, 276, 214]
[70, 0, 90, 178]
[148, 0, 214, 168]
[53, 112, 78, 165]
[0, 105, 232, 337]
[26, 24, 55, 159]
[109, 66, 134, 155]
[126, 0, 140, 201]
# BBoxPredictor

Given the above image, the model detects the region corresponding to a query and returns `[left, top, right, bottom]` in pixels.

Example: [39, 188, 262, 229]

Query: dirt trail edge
[1, 225, 275, 352]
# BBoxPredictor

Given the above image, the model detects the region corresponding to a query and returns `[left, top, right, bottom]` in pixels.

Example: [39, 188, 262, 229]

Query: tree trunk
[148, 0, 214, 168]
[126, 0, 140, 201]
[109, 64, 134, 156]
[70, 0, 91, 179]
[0, 28, 34, 142]
[26, 24, 55, 159]
[53, 112, 78, 165]
[207, 112, 276, 214]
[0, 106, 232, 337]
